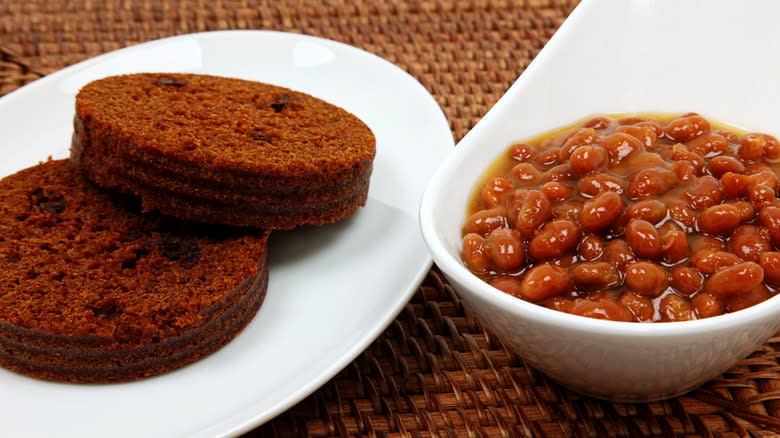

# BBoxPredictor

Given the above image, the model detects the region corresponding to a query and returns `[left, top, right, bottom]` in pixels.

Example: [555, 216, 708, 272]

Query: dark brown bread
[71, 73, 376, 229]
[0, 159, 269, 383]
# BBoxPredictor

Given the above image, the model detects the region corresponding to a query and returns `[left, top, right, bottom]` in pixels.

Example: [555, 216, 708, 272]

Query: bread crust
[0, 160, 270, 383]
[72, 73, 376, 229]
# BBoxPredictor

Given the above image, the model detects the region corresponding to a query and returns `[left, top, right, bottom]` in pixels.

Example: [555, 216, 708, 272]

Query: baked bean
[551, 199, 583, 220]
[658, 219, 683, 236]
[578, 234, 604, 261]
[759, 206, 780, 246]
[619, 117, 663, 136]
[747, 183, 778, 209]
[510, 187, 531, 201]
[542, 164, 576, 183]
[658, 294, 695, 322]
[664, 113, 711, 142]
[721, 172, 752, 199]
[540, 181, 573, 201]
[609, 211, 629, 237]
[726, 200, 755, 222]
[528, 219, 580, 260]
[625, 261, 668, 297]
[704, 262, 764, 298]
[583, 116, 610, 130]
[462, 233, 490, 274]
[672, 144, 709, 174]
[684, 175, 722, 210]
[750, 168, 779, 190]
[509, 143, 535, 162]
[689, 235, 725, 253]
[696, 204, 741, 235]
[625, 218, 663, 259]
[462, 113, 780, 322]
[655, 142, 675, 161]
[578, 172, 625, 197]
[570, 261, 620, 291]
[541, 296, 574, 313]
[627, 167, 678, 199]
[671, 267, 703, 296]
[487, 228, 525, 271]
[759, 252, 780, 285]
[709, 156, 746, 178]
[637, 121, 664, 137]
[580, 191, 624, 233]
[569, 144, 608, 175]
[687, 133, 730, 158]
[510, 190, 551, 237]
[739, 133, 775, 162]
[560, 128, 598, 160]
[619, 292, 654, 321]
[671, 142, 695, 160]
[725, 284, 772, 313]
[625, 152, 667, 174]
[511, 163, 542, 186]
[728, 225, 771, 262]
[616, 125, 657, 147]
[489, 275, 523, 298]
[464, 207, 508, 235]
[761, 134, 780, 159]
[691, 293, 725, 319]
[482, 177, 514, 208]
[717, 129, 741, 144]
[671, 160, 698, 182]
[600, 132, 644, 164]
[626, 199, 667, 224]
[662, 230, 689, 264]
[519, 264, 571, 302]
[604, 239, 637, 272]
[692, 249, 741, 275]
[570, 297, 633, 322]
[665, 197, 697, 230]
[534, 147, 561, 168]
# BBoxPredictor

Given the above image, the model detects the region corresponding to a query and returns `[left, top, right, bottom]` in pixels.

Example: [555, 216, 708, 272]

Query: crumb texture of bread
[72, 73, 377, 229]
[0, 159, 269, 383]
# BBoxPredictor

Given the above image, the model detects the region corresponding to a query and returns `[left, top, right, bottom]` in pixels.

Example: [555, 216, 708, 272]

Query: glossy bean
[759, 252, 780, 285]
[671, 267, 704, 296]
[570, 261, 620, 291]
[704, 262, 764, 298]
[580, 191, 624, 233]
[664, 113, 711, 142]
[486, 228, 525, 271]
[729, 225, 771, 262]
[625, 218, 663, 259]
[658, 294, 695, 322]
[527, 219, 580, 260]
[696, 204, 741, 235]
[519, 264, 571, 302]
[625, 261, 669, 297]
[462, 233, 490, 274]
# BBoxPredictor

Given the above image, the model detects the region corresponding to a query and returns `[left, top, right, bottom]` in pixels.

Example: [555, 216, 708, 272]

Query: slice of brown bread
[0, 159, 270, 383]
[71, 73, 376, 229]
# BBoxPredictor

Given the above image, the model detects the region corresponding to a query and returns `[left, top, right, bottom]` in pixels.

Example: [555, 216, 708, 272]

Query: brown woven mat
[3, 1, 780, 437]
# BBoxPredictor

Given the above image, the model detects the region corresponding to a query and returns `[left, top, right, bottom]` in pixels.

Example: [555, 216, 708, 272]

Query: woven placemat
[3, 1, 780, 437]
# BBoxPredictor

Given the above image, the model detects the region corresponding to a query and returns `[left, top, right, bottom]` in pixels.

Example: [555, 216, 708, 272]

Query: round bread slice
[0, 159, 269, 383]
[71, 73, 376, 229]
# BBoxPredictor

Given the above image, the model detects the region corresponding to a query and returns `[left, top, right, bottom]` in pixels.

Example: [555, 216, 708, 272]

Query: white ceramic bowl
[420, 0, 780, 402]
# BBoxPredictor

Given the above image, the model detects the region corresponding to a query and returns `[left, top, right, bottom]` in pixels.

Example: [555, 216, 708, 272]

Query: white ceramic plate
[0, 31, 453, 437]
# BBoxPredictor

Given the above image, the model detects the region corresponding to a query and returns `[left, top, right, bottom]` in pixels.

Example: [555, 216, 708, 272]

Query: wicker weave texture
[3, 1, 780, 437]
